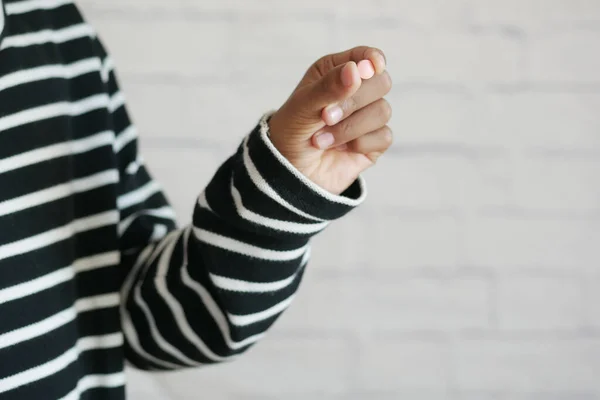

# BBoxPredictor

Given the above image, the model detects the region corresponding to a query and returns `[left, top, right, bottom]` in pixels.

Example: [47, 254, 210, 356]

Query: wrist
[249, 113, 367, 219]
[266, 109, 310, 169]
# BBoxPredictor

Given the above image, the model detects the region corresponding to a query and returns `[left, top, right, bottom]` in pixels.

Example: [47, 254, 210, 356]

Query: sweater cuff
[244, 113, 367, 222]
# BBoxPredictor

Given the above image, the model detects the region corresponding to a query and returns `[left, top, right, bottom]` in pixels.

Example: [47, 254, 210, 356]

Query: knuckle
[353, 45, 370, 58]
[368, 47, 386, 61]
[338, 118, 355, 138]
[369, 152, 383, 164]
[347, 139, 359, 153]
[321, 75, 333, 93]
[378, 99, 393, 122]
[320, 74, 337, 95]
[315, 54, 335, 76]
[382, 126, 393, 148]
[341, 96, 358, 115]
[381, 71, 393, 94]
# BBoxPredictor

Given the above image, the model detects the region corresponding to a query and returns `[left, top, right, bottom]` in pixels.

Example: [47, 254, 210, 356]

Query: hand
[268, 46, 393, 195]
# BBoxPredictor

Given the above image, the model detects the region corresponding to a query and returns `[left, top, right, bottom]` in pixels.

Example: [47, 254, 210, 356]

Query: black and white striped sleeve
[98, 43, 367, 370]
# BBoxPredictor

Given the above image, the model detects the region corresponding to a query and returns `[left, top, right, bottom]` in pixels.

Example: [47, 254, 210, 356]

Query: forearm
[120, 116, 365, 370]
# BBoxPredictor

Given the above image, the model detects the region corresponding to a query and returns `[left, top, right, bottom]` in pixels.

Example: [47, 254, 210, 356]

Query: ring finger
[347, 125, 393, 154]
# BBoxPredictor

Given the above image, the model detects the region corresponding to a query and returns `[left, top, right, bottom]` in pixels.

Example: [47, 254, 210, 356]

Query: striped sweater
[0, 1, 366, 399]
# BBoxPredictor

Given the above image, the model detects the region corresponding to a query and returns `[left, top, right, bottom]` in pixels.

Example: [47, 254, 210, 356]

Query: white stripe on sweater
[0, 131, 114, 175]
[180, 227, 264, 351]
[77, 333, 124, 352]
[5, 0, 74, 15]
[229, 178, 328, 234]
[100, 57, 114, 83]
[0, 347, 77, 394]
[153, 230, 227, 361]
[0, 308, 76, 351]
[1, 23, 95, 50]
[0, 170, 119, 217]
[0, 58, 101, 93]
[209, 247, 310, 293]
[120, 241, 182, 370]
[108, 92, 125, 113]
[0, 267, 74, 306]
[0, 334, 124, 395]
[133, 231, 205, 366]
[228, 295, 295, 327]
[154, 227, 259, 356]
[76, 293, 120, 313]
[117, 181, 162, 210]
[118, 206, 176, 237]
[57, 372, 126, 400]
[0, 295, 118, 351]
[0, 211, 119, 262]
[113, 126, 137, 153]
[0, 252, 119, 306]
[196, 191, 213, 212]
[241, 136, 326, 222]
[0, 94, 109, 133]
[193, 227, 308, 261]
[210, 272, 296, 293]
[125, 154, 144, 175]
[73, 251, 120, 273]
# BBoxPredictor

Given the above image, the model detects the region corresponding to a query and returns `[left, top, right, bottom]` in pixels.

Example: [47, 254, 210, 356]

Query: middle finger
[314, 98, 392, 149]
[321, 70, 392, 126]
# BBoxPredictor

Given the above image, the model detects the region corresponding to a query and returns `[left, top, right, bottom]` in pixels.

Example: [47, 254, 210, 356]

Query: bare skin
[268, 46, 393, 195]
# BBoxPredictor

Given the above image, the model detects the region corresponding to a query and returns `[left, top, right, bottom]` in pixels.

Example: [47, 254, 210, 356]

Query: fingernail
[315, 132, 335, 149]
[341, 63, 356, 87]
[324, 105, 343, 125]
[357, 60, 375, 79]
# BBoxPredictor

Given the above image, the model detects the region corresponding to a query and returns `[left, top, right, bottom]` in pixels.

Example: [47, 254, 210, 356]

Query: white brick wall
[454, 338, 600, 393]
[528, 31, 600, 83]
[481, 92, 600, 148]
[495, 276, 584, 331]
[278, 274, 490, 333]
[77, 0, 600, 398]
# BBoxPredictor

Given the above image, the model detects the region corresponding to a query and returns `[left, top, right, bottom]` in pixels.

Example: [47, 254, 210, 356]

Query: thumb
[299, 61, 362, 114]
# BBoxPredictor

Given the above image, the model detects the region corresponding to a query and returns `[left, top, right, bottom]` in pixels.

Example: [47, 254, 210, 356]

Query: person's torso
[0, 1, 128, 398]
